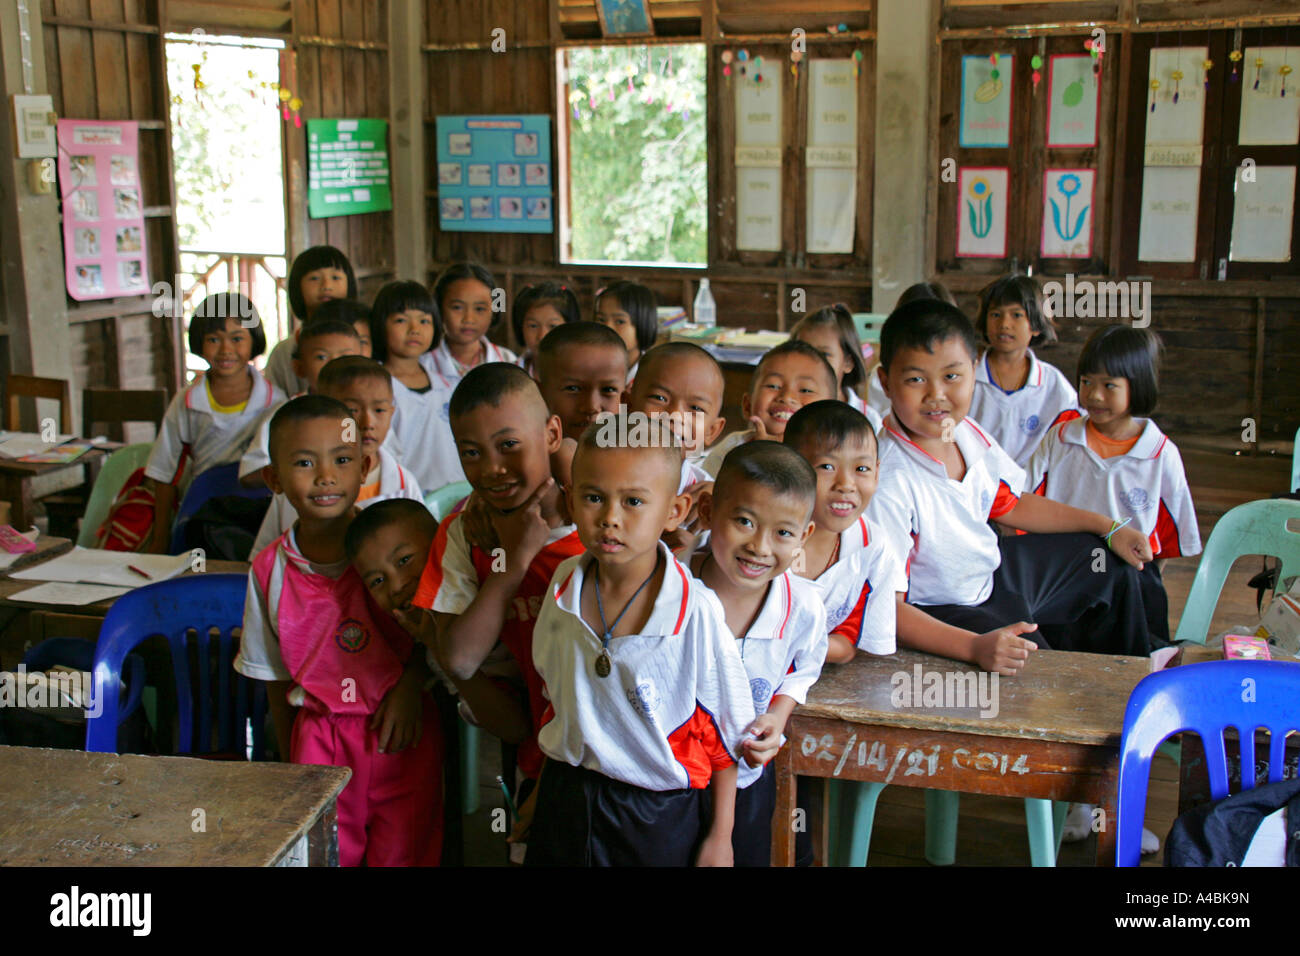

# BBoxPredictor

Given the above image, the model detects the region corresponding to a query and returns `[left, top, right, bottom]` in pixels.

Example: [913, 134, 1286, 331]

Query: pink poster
[57, 120, 150, 301]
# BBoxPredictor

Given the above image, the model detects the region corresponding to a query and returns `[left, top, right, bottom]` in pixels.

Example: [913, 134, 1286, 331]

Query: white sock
[1061, 802, 1094, 842]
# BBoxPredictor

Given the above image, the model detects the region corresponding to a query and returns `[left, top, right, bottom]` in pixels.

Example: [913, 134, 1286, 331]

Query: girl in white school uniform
[790, 304, 883, 432]
[1026, 326, 1197, 855]
[422, 263, 516, 385]
[143, 293, 284, 552]
[1026, 325, 1201, 648]
[263, 245, 358, 396]
[594, 280, 658, 387]
[369, 280, 463, 494]
[969, 274, 1080, 465]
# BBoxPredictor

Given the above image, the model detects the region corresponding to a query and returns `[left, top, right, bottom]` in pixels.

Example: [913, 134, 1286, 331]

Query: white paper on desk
[0, 530, 41, 570]
[7, 582, 131, 606]
[10, 546, 190, 587]
[0, 433, 76, 459]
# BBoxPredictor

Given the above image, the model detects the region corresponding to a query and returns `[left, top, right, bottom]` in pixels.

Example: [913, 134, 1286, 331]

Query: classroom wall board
[56, 120, 150, 302]
[1041, 169, 1095, 259]
[956, 167, 1009, 258]
[1046, 55, 1100, 148]
[1238, 46, 1300, 145]
[1229, 165, 1296, 262]
[959, 53, 1013, 148]
[434, 115, 553, 234]
[734, 69, 782, 252]
[306, 119, 393, 219]
[806, 59, 857, 254]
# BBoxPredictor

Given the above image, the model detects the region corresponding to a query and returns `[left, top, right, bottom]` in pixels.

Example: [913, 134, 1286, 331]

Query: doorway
[165, 33, 289, 381]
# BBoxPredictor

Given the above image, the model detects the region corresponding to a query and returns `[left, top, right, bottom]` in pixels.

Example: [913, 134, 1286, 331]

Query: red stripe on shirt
[672, 559, 690, 634]
[776, 575, 792, 640]
[1049, 408, 1082, 430]
[667, 703, 735, 788]
[412, 512, 456, 609]
[989, 479, 1020, 520]
[1153, 498, 1182, 559]
[832, 578, 872, 648]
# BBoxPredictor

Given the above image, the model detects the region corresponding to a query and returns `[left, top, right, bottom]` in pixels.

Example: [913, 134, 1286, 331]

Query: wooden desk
[0, 745, 349, 866]
[0, 444, 115, 531]
[772, 648, 1150, 867]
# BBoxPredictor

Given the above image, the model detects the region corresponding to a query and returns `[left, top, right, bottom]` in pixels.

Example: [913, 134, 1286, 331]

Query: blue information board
[434, 115, 553, 234]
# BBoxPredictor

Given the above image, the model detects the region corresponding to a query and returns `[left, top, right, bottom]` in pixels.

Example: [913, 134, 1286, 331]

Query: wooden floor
[459, 445, 1294, 866]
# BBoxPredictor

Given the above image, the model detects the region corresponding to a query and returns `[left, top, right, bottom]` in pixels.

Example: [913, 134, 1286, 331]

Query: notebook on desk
[10, 547, 190, 588]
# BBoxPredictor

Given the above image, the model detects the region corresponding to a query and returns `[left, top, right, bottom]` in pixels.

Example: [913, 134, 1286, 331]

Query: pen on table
[127, 564, 153, 580]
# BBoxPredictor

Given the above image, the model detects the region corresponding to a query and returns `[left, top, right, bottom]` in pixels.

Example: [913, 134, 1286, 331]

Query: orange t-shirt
[355, 467, 382, 503]
[1086, 421, 1141, 459]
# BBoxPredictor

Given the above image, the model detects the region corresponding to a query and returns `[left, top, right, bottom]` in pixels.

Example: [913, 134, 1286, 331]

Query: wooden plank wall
[294, 0, 395, 304]
[40, 0, 181, 399]
[424, 1, 878, 350]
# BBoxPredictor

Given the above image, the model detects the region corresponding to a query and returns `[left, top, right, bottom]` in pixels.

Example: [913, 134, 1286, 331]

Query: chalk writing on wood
[798, 733, 1031, 782]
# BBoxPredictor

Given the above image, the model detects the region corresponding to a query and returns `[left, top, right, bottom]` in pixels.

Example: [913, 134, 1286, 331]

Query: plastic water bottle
[693, 278, 716, 328]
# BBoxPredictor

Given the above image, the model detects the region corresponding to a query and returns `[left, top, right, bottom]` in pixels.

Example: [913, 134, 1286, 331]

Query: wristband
[1104, 516, 1132, 546]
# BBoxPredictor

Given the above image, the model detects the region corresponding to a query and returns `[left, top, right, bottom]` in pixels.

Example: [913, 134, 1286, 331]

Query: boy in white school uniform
[865, 299, 1159, 659]
[783, 401, 906, 663]
[237, 318, 363, 488]
[527, 410, 755, 867]
[249, 357, 423, 556]
[690, 440, 827, 866]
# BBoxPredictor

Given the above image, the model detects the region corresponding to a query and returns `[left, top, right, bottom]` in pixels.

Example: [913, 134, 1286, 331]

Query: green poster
[307, 118, 392, 218]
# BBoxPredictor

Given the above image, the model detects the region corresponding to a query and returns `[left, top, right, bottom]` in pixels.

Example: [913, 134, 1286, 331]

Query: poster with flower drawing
[956, 167, 1008, 257]
[1041, 169, 1095, 258]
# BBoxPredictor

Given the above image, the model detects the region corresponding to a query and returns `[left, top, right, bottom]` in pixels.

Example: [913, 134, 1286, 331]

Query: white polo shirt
[846, 389, 884, 433]
[145, 368, 283, 484]
[249, 445, 424, 558]
[264, 338, 309, 398]
[805, 514, 905, 654]
[696, 570, 828, 788]
[533, 542, 756, 792]
[969, 350, 1080, 466]
[422, 339, 518, 388]
[389, 362, 462, 493]
[868, 414, 1025, 607]
[1026, 416, 1201, 560]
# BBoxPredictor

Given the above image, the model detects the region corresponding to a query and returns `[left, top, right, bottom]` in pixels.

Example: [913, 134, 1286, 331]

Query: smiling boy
[866, 299, 1160, 659]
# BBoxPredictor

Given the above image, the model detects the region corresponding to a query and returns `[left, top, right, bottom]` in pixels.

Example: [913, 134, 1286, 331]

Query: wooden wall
[10, 0, 395, 405]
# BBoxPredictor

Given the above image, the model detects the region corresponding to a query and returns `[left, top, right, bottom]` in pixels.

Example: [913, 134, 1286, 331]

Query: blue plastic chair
[77, 442, 153, 547]
[1115, 660, 1300, 866]
[169, 462, 271, 554]
[1173, 499, 1300, 646]
[424, 480, 472, 523]
[85, 574, 267, 759]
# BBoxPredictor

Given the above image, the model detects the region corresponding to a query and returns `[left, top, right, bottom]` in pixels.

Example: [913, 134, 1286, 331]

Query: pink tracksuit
[239, 532, 442, 866]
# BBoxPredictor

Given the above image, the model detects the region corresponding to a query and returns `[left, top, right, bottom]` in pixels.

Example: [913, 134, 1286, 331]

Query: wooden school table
[0, 746, 350, 866]
[771, 647, 1151, 867]
[0, 443, 115, 532]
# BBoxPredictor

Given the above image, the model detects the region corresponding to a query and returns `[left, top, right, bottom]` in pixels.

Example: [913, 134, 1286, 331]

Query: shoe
[1061, 802, 1094, 842]
[1141, 827, 1160, 855]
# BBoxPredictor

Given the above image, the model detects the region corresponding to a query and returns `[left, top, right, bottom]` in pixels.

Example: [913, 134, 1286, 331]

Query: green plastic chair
[421, 479, 480, 813]
[837, 782, 1066, 867]
[75, 442, 154, 547]
[424, 480, 472, 523]
[1291, 425, 1299, 493]
[1172, 498, 1300, 646]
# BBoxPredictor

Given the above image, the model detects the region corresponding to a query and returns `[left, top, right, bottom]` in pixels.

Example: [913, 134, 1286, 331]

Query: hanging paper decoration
[1149, 77, 1160, 112]
[1282, 63, 1293, 98]
[1031, 53, 1043, 91]
[1202, 57, 1214, 91]
[853, 48, 863, 78]
[722, 49, 733, 79]
[1229, 47, 1243, 83]
[1255, 55, 1264, 90]
[791, 49, 803, 80]
[1171, 68, 1183, 104]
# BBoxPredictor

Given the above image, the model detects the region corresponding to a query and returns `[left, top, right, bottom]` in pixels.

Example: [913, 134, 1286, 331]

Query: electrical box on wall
[11, 94, 57, 158]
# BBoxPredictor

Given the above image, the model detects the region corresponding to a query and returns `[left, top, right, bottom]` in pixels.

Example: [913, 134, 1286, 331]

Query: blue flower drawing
[966, 176, 994, 239]
[1050, 173, 1090, 241]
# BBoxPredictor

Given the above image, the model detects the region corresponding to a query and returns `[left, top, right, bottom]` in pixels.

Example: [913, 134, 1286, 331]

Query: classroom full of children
[62, 239, 1214, 867]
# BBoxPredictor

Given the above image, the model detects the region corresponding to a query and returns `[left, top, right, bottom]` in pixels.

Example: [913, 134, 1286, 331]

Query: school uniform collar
[881, 412, 995, 479]
[741, 571, 796, 642]
[375, 446, 407, 494]
[429, 339, 509, 379]
[1060, 415, 1167, 460]
[552, 540, 694, 637]
[278, 527, 351, 577]
[976, 349, 1044, 395]
[184, 366, 274, 416]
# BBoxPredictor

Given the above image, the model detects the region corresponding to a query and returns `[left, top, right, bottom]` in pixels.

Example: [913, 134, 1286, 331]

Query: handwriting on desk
[799, 733, 1030, 782]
